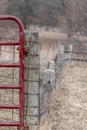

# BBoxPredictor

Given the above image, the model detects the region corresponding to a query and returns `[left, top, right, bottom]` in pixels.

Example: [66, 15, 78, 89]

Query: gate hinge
[17, 46, 29, 57]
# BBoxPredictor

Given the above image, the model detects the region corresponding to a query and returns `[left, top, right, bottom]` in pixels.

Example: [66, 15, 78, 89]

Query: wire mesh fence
[24, 32, 40, 130]
[40, 45, 64, 123]
[0, 45, 20, 130]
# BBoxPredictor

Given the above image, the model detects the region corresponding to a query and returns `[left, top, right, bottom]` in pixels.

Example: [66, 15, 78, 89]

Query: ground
[40, 62, 87, 130]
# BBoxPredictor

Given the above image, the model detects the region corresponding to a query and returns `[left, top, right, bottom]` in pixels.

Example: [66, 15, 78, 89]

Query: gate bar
[0, 85, 20, 89]
[0, 63, 20, 67]
[0, 41, 20, 45]
[0, 122, 20, 126]
[0, 105, 21, 109]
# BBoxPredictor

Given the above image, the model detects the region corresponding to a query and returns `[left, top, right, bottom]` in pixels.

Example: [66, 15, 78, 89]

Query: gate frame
[0, 15, 25, 130]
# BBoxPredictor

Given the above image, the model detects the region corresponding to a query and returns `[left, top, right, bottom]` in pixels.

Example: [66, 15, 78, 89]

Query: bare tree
[64, 0, 87, 35]
[8, 0, 34, 29]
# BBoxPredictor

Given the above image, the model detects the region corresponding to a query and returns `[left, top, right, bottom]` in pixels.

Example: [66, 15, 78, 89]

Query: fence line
[65, 50, 87, 54]
[65, 58, 87, 62]
[23, 30, 65, 130]
[24, 40, 65, 128]
[23, 38, 87, 130]
[40, 45, 65, 122]
[39, 43, 87, 125]
[64, 44, 87, 62]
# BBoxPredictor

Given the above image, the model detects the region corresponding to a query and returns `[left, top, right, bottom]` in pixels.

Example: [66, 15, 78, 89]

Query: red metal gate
[0, 15, 24, 130]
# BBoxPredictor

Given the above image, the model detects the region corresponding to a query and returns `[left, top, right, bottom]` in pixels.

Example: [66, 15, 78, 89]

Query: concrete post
[24, 31, 40, 130]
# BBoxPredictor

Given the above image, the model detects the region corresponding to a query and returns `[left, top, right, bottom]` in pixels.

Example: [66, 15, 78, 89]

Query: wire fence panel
[0, 45, 20, 130]
[40, 45, 64, 124]
[0, 16, 24, 130]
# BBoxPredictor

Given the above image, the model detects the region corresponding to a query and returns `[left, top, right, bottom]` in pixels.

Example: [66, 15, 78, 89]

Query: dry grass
[39, 31, 87, 73]
[39, 31, 64, 74]
[39, 31, 87, 130]
[40, 62, 87, 130]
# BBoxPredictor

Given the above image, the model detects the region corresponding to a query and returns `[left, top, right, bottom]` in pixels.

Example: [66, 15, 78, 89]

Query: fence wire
[0, 45, 19, 130]
[40, 45, 64, 122]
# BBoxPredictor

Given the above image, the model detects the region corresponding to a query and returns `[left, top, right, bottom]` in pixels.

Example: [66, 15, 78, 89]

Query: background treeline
[1, 0, 87, 35]
[7, 0, 65, 28]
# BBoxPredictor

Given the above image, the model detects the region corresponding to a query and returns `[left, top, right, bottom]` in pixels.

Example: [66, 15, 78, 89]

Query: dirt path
[40, 62, 87, 130]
